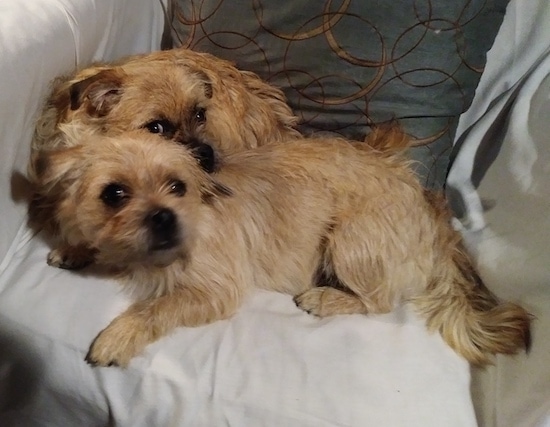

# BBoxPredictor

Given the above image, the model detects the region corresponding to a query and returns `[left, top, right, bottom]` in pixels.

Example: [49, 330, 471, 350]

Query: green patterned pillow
[168, 0, 509, 188]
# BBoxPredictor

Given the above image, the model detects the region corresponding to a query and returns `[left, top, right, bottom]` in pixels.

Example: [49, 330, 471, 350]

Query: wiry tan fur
[30, 130, 531, 368]
[31, 48, 299, 157]
[28, 47, 300, 235]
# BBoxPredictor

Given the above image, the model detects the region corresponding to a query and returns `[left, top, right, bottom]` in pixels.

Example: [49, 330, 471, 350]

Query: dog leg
[47, 244, 96, 270]
[326, 228, 397, 315]
[294, 287, 367, 317]
[85, 285, 242, 367]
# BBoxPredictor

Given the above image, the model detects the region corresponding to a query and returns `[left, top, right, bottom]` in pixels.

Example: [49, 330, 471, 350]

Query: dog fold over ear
[240, 70, 300, 133]
[69, 69, 125, 117]
[32, 146, 84, 192]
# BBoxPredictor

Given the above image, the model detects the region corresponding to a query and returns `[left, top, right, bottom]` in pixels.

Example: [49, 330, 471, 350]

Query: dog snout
[146, 207, 179, 250]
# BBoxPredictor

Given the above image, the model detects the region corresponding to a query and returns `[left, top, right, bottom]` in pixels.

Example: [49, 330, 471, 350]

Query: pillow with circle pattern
[167, 0, 509, 188]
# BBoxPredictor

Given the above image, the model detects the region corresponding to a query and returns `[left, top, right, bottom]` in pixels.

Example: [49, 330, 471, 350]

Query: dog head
[33, 132, 230, 268]
[33, 48, 300, 171]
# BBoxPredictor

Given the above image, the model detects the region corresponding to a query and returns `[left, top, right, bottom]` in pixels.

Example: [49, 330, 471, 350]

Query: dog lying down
[29, 130, 531, 368]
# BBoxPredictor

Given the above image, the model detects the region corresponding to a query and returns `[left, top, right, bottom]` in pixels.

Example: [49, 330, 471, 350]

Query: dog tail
[361, 122, 411, 152]
[412, 206, 532, 365]
[361, 121, 434, 153]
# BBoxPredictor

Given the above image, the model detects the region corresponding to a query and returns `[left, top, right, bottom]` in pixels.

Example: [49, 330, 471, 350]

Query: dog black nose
[148, 208, 176, 231]
[181, 138, 216, 173]
[146, 208, 179, 250]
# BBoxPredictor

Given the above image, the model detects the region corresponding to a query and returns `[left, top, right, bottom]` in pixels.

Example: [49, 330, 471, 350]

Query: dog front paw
[294, 288, 329, 317]
[85, 313, 149, 368]
[294, 287, 367, 317]
[47, 245, 95, 270]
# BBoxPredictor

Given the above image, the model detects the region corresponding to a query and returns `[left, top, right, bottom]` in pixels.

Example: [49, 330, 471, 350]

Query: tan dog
[32, 48, 299, 157]
[30, 130, 531, 368]
[28, 48, 300, 232]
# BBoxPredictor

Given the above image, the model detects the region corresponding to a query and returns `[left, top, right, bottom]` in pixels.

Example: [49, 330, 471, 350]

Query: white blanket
[0, 1, 477, 426]
[447, 2, 550, 426]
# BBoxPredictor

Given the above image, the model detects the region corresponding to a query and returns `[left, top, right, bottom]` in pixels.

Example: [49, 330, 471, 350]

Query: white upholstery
[0, 1, 474, 425]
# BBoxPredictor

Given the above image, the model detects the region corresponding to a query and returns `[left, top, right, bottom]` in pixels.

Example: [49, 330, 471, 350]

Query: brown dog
[30, 129, 531, 368]
[28, 47, 300, 235]
[32, 48, 299, 158]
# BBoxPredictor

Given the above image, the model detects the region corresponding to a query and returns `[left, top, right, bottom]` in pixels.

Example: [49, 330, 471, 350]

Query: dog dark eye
[144, 120, 175, 136]
[194, 108, 206, 124]
[168, 179, 187, 197]
[100, 183, 130, 208]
